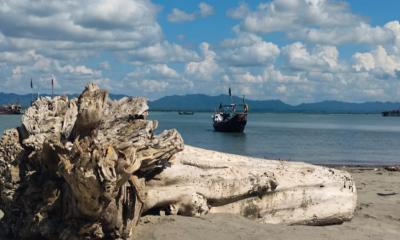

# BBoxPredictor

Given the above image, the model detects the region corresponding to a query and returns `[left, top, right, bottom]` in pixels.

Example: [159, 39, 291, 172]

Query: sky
[0, 0, 400, 104]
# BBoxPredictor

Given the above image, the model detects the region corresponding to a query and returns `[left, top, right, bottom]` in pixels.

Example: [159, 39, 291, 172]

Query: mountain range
[1, 92, 399, 114]
[149, 94, 400, 113]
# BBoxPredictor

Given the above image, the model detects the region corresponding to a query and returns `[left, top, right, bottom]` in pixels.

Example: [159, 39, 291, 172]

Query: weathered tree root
[0, 83, 183, 239]
[0, 83, 357, 239]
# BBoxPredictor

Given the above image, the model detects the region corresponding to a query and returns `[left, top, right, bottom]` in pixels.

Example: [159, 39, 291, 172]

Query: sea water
[150, 112, 400, 165]
[0, 115, 21, 135]
[1, 112, 399, 165]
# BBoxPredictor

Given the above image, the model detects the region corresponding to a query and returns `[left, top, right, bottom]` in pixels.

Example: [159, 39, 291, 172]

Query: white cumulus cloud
[221, 33, 280, 66]
[128, 41, 199, 63]
[185, 42, 219, 81]
[199, 2, 214, 17]
[167, 8, 196, 22]
[168, 2, 214, 23]
[228, 0, 399, 46]
[353, 46, 400, 77]
[283, 42, 340, 71]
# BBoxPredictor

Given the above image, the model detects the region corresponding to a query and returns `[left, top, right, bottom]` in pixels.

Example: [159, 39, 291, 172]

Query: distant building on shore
[382, 109, 400, 117]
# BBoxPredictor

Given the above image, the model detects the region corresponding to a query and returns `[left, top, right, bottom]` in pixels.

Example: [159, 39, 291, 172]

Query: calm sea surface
[1, 112, 400, 165]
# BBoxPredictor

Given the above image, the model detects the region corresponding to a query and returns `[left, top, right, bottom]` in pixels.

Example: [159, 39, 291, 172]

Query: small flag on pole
[30, 78, 34, 105]
[51, 78, 54, 98]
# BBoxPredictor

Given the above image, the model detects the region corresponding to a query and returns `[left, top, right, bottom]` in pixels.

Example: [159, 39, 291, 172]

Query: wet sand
[134, 167, 400, 240]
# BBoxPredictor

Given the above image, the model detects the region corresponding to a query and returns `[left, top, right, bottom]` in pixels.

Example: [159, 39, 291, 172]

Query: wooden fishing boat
[178, 111, 194, 115]
[212, 107, 247, 132]
[212, 88, 248, 132]
[0, 104, 22, 115]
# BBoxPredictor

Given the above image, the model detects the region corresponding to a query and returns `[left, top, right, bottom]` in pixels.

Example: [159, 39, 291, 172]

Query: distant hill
[1, 92, 399, 113]
[149, 94, 400, 113]
[0, 93, 33, 108]
[0, 92, 126, 108]
[148, 94, 294, 112]
[294, 101, 400, 114]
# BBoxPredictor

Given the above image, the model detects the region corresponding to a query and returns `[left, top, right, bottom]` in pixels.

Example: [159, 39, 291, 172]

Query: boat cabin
[214, 103, 248, 123]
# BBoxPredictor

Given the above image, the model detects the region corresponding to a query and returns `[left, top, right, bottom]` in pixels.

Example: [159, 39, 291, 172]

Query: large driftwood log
[145, 146, 356, 225]
[0, 83, 357, 239]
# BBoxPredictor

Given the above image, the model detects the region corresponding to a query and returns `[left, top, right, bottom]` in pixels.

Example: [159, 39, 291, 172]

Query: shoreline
[1, 164, 398, 239]
[134, 166, 400, 240]
[324, 164, 400, 168]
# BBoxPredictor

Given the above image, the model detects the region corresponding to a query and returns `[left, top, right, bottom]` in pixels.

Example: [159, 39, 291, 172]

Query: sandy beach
[134, 166, 400, 240]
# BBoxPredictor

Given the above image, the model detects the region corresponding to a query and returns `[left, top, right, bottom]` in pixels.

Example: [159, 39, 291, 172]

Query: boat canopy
[218, 103, 248, 113]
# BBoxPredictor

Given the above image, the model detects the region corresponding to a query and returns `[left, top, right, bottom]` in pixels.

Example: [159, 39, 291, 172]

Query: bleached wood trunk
[145, 146, 357, 225]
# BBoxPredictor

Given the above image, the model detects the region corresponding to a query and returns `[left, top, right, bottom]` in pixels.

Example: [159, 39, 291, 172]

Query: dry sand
[134, 167, 400, 240]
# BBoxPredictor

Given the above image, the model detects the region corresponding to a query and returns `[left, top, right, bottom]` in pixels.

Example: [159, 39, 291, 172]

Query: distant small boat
[212, 88, 248, 132]
[0, 104, 22, 115]
[382, 110, 400, 117]
[178, 111, 194, 115]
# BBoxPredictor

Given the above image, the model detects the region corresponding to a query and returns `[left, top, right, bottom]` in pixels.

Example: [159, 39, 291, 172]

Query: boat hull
[213, 113, 247, 132]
